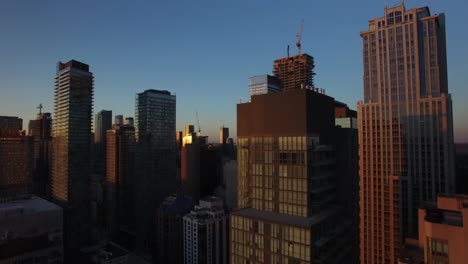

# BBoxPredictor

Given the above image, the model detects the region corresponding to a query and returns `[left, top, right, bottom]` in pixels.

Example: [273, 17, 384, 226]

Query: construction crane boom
[296, 19, 304, 55]
[196, 110, 201, 135]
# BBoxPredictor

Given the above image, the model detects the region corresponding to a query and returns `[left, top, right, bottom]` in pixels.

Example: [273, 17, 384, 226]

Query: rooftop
[0, 195, 61, 217]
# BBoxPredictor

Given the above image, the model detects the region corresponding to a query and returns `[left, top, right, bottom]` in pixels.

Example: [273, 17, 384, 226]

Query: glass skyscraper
[134, 89, 176, 252]
[51, 60, 94, 253]
[359, 4, 455, 263]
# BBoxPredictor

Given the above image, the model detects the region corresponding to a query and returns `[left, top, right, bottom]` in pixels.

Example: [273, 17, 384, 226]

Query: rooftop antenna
[37, 103, 43, 114]
[296, 19, 304, 55]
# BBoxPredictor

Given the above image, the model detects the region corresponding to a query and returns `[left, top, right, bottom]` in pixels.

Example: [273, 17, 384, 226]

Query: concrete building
[32, 112, 52, 198]
[219, 126, 229, 144]
[359, 4, 455, 263]
[399, 194, 468, 264]
[124, 117, 134, 127]
[232, 82, 354, 263]
[0, 116, 22, 131]
[0, 195, 63, 263]
[157, 194, 193, 264]
[248, 74, 282, 100]
[272, 54, 315, 91]
[114, 115, 124, 126]
[0, 130, 34, 197]
[51, 60, 94, 256]
[106, 124, 136, 239]
[183, 196, 227, 264]
[134, 89, 176, 253]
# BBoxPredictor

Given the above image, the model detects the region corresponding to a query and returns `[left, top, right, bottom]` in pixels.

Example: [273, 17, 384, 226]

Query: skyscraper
[32, 112, 52, 198]
[359, 4, 454, 263]
[51, 60, 94, 254]
[219, 126, 229, 144]
[94, 110, 112, 175]
[231, 53, 357, 263]
[134, 89, 176, 252]
[272, 53, 315, 91]
[114, 115, 123, 125]
[105, 124, 136, 239]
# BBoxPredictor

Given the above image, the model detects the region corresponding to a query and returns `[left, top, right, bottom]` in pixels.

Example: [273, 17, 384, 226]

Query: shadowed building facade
[32, 112, 52, 198]
[359, 4, 455, 263]
[134, 89, 176, 254]
[51, 60, 94, 256]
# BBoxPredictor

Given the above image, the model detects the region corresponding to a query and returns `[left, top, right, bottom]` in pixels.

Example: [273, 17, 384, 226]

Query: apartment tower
[134, 89, 176, 252]
[51, 60, 94, 253]
[359, 4, 454, 263]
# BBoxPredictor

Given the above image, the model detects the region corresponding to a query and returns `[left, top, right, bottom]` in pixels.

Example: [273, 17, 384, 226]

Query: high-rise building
[248, 74, 282, 100]
[94, 110, 112, 145]
[219, 126, 229, 144]
[51, 60, 94, 254]
[32, 112, 52, 198]
[359, 4, 455, 263]
[0, 130, 33, 197]
[272, 53, 315, 91]
[28, 119, 35, 136]
[134, 89, 176, 252]
[94, 110, 112, 175]
[105, 124, 136, 238]
[0, 195, 63, 263]
[124, 117, 134, 127]
[0, 116, 22, 130]
[114, 115, 124, 125]
[157, 193, 193, 264]
[183, 196, 227, 264]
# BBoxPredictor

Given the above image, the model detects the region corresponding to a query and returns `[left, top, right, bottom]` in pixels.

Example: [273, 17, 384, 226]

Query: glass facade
[248, 75, 282, 100]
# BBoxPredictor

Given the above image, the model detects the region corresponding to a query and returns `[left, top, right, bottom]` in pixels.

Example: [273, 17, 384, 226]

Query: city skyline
[1, 0, 467, 142]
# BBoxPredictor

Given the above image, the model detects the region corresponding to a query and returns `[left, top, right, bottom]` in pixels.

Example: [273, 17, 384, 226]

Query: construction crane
[37, 103, 43, 114]
[195, 110, 201, 135]
[296, 19, 304, 55]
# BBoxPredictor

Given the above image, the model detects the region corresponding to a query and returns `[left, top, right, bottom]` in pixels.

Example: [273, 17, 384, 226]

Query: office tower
[114, 115, 123, 125]
[0, 116, 22, 130]
[51, 60, 93, 254]
[272, 53, 315, 91]
[183, 196, 227, 264]
[106, 124, 136, 238]
[134, 89, 176, 252]
[333, 102, 359, 264]
[124, 117, 134, 127]
[157, 193, 193, 264]
[232, 62, 357, 264]
[94, 110, 112, 145]
[28, 119, 35, 136]
[0, 130, 33, 197]
[32, 112, 52, 198]
[94, 110, 112, 175]
[0, 196, 63, 263]
[248, 74, 282, 100]
[181, 142, 201, 200]
[219, 126, 229, 144]
[359, 4, 455, 263]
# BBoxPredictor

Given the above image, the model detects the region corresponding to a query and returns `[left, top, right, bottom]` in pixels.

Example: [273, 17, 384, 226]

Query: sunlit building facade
[359, 4, 455, 263]
[231, 85, 353, 263]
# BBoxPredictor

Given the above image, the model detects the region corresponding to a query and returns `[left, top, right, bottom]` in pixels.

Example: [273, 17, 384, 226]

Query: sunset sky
[1, 0, 467, 142]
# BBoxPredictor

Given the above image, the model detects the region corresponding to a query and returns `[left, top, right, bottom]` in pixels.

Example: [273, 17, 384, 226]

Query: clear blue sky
[1, 0, 467, 142]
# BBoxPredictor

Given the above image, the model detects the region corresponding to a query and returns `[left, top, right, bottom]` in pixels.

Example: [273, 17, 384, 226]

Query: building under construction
[273, 53, 315, 91]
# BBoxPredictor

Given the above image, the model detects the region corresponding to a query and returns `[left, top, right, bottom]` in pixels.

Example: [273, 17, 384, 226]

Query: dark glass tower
[134, 89, 176, 253]
[359, 4, 455, 263]
[51, 60, 94, 256]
